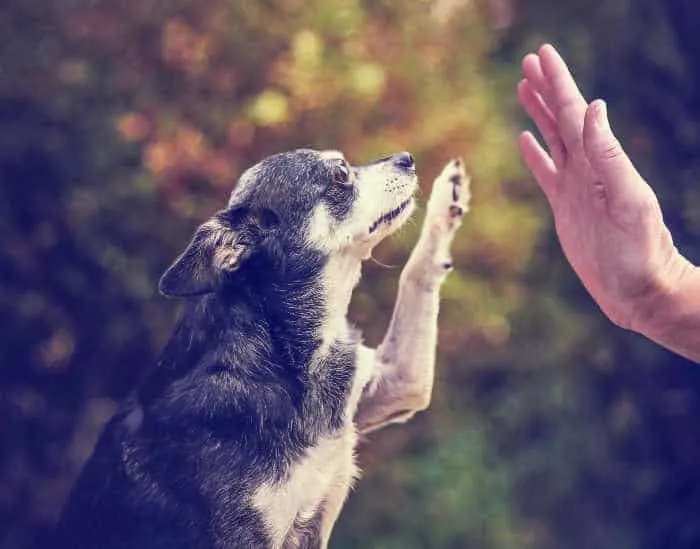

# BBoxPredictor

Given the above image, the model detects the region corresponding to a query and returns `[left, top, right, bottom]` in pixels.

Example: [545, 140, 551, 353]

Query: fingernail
[596, 100, 609, 130]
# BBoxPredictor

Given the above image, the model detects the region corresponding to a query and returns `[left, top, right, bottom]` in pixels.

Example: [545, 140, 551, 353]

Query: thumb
[583, 100, 643, 199]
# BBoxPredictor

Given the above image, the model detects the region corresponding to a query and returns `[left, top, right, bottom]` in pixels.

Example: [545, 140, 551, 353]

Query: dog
[53, 149, 470, 548]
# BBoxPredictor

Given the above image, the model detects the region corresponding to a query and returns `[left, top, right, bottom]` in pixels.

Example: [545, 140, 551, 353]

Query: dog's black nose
[394, 152, 415, 170]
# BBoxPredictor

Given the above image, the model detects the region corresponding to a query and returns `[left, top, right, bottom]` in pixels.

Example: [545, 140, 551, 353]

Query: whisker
[368, 251, 399, 270]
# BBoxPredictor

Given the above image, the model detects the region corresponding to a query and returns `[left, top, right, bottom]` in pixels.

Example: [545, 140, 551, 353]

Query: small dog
[54, 149, 470, 548]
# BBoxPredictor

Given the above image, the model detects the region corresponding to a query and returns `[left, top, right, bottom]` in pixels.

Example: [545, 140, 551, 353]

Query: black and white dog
[54, 149, 470, 548]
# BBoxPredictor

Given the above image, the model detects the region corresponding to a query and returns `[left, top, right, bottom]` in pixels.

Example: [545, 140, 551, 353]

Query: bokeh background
[2, 0, 700, 547]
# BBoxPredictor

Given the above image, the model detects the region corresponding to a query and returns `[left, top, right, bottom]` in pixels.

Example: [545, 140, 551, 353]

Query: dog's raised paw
[426, 157, 471, 234]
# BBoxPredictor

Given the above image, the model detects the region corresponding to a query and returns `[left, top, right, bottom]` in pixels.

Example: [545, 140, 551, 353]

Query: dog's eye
[333, 163, 351, 186]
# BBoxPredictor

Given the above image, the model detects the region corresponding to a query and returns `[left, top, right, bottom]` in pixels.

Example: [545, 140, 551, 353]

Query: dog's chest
[250, 328, 373, 547]
[252, 428, 358, 548]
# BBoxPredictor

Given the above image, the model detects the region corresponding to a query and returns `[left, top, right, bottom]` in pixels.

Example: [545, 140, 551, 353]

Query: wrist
[629, 253, 699, 341]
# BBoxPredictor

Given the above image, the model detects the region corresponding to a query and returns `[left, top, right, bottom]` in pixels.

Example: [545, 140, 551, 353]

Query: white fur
[253, 347, 376, 549]
[315, 252, 362, 358]
[252, 430, 358, 549]
[318, 149, 345, 161]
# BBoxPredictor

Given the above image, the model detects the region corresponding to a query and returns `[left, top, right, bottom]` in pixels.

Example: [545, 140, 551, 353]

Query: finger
[522, 53, 551, 105]
[538, 44, 588, 152]
[517, 79, 567, 169]
[518, 131, 558, 203]
[583, 100, 644, 203]
[538, 44, 587, 112]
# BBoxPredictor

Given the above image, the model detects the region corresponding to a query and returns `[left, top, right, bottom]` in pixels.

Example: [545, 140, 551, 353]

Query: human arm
[517, 44, 700, 362]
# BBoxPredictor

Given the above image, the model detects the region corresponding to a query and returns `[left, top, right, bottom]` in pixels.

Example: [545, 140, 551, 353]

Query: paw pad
[424, 156, 470, 239]
[450, 175, 461, 201]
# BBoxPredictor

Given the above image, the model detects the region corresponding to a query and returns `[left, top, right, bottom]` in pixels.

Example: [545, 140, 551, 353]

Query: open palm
[517, 44, 685, 329]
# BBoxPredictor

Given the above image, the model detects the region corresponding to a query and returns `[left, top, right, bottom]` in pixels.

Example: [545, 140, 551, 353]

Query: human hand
[517, 44, 691, 331]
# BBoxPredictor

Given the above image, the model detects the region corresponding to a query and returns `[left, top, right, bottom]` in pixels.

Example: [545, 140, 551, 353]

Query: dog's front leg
[355, 159, 470, 434]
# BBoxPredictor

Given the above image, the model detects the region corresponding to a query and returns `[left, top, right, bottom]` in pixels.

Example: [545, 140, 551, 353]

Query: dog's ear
[158, 206, 273, 298]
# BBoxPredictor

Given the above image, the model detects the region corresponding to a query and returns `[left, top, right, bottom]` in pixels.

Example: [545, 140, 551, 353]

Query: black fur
[52, 150, 364, 548]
